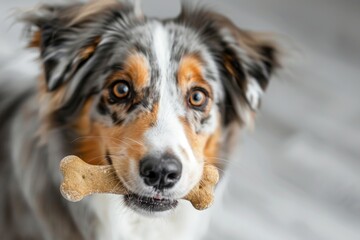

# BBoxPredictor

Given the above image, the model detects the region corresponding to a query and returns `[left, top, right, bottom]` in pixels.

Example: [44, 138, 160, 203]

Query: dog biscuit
[60, 155, 219, 210]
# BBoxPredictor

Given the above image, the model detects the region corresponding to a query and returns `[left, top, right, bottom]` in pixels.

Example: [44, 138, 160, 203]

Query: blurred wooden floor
[1, 0, 359, 239]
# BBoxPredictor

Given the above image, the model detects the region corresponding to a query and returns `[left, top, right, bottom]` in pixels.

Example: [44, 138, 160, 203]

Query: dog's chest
[89, 195, 209, 240]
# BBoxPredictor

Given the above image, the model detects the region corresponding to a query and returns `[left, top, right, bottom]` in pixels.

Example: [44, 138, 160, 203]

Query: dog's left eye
[110, 80, 131, 101]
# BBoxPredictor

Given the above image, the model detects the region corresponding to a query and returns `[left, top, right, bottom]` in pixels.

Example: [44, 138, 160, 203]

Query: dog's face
[25, 1, 279, 214]
[93, 25, 223, 213]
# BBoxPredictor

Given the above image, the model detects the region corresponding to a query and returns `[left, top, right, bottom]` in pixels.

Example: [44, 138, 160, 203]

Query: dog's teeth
[154, 194, 162, 200]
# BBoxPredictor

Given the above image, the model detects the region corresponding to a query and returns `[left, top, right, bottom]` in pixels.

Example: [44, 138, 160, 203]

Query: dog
[0, 0, 280, 239]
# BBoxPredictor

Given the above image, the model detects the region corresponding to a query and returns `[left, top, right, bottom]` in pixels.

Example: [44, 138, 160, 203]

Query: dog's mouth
[110, 157, 179, 213]
[124, 193, 178, 212]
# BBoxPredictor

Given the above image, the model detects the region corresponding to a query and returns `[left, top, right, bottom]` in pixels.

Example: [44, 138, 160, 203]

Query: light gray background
[1, 0, 359, 239]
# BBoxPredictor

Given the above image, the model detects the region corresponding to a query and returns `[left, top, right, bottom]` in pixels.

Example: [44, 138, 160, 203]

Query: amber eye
[188, 89, 208, 108]
[111, 81, 130, 100]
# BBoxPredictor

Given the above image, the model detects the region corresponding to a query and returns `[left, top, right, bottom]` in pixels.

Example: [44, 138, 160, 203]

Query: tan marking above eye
[178, 55, 206, 91]
[125, 53, 150, 89]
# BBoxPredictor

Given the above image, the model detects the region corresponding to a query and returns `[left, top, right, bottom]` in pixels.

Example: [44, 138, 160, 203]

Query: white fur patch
[91, 195, 211, 240]
[153, 23, 170, 79]
[246, 77, 263, 110]
[141, 23, 201, 197]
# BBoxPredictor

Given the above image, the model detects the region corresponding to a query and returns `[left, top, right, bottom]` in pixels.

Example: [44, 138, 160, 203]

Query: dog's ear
[178, 7, 281, 126]
[220, 28, 281, 126]
[20, 1, 141, 118]
[22, 1, 121, 91]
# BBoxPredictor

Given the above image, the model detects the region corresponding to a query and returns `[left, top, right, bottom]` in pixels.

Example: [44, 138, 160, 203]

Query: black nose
[139, 155, 182, 190]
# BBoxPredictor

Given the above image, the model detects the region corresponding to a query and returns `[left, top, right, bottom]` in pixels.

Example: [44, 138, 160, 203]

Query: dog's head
[24, 0, 280, 214]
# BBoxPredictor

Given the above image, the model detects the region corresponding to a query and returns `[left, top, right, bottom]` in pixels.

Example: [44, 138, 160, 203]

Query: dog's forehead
[105, 19, 222, 99]
[123, 20, 205, 59]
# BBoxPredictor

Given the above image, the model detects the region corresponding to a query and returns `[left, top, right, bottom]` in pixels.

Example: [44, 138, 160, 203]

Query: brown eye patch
[106, 53, 150, 92]
[101, 53, 150, 112]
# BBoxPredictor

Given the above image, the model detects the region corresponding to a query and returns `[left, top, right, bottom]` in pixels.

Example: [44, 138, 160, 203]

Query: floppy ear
[220, 28, 281, 126]
[21, 1, 135, 118]
[23, 2, 119, 92]
[177, 6, 281, 127]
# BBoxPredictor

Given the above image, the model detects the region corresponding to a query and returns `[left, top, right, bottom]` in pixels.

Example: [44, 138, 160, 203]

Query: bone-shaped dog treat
[60, 155, 219, 210]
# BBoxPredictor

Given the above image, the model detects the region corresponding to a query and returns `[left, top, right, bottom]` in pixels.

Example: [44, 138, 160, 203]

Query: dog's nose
[139, 155, 182, 189]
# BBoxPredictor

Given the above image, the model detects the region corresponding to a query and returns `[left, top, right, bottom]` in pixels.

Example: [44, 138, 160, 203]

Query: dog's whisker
[206, 156, 232, 162]
[71, 136, 132, 146]
[122, 137, 145, 148]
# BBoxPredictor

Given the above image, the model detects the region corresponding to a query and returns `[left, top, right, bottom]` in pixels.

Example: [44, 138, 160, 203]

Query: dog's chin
[124, 193, 178, 216]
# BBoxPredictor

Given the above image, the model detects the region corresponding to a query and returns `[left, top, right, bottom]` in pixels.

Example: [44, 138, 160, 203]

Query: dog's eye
[111, 81, 131, 100]
[188, 89, 208, 109]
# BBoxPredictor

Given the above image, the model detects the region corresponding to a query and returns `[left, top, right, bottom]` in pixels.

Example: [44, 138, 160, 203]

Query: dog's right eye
[110, 80, 131, 101]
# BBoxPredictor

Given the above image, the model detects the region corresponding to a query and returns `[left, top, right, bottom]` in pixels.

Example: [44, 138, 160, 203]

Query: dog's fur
[0, 1, 280, 239]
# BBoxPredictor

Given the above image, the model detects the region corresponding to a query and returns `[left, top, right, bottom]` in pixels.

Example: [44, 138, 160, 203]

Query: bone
[60, 155, 219, 210]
